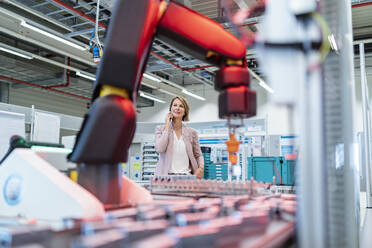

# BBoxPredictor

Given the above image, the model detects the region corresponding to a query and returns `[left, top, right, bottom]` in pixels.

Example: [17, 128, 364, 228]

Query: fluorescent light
[76, 71, 96, 81]
[328, 34, 339, 52]
[31, 146, 72, 154]
[20, 21, 86, 51]
[141, 81, 178, 96]
[258, 81, 274, 94]
[0, 47, 33, 59]
[247, 68, 274, 94]
[139, 91, 165, 103]
[182, 89, 206, 101]
[157, 88, 178, 97]
[143, 73, 161, 82]
[141, 81, 158, 89]
[143, 74, 205, 99]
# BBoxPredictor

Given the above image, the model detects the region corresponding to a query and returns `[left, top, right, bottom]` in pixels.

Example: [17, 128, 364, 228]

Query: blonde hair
[169, 96, 190, 121]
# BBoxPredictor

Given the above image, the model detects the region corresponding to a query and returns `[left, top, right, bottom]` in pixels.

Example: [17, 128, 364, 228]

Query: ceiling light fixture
[0, 47, 33, 59]
[258, 81, 274, 94]
[143, 73, 161, 82]
[247, 68, 274, 94]
[139, 91, 166, 103]
[144, 73, 206, 100]
[20, 21, 87, 51]
[140, 81, 158, 89]
[182, 89, 206, 101]
[157, 88, 178, 97]
[31, 146, 72, 154]
[141, 81, 179, 96]
[328, 34, 339, 52]
[76, 71, 96, 81]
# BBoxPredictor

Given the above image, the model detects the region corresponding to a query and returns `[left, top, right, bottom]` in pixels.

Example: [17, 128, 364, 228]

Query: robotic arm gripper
[69, 0, 256, 206]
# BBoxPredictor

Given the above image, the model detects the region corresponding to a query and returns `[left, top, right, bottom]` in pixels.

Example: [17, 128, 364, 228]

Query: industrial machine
[0, 137, 152, 224]
[253, 0, 358, 247]
[67, 0, 257, 207]
[0, 0, 359, 247]
[0, 0, 257, 222]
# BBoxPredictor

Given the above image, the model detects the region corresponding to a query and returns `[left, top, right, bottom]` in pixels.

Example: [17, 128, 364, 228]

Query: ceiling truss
[0, 0, 371, 110]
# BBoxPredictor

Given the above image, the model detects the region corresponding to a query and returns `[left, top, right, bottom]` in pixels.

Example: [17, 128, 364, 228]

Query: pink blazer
[154, 124, 204, 176]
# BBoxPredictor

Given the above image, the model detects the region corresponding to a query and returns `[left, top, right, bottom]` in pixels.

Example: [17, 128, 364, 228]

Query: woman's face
[170, 98, 185, 120]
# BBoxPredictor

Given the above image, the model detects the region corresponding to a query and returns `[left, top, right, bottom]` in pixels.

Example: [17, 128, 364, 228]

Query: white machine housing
[0, 149, 105, 223]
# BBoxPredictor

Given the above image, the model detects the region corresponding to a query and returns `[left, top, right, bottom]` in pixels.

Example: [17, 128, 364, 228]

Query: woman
[154, 96, 204, 179]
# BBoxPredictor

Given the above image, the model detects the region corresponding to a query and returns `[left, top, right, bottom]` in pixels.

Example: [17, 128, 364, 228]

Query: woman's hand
[195, 167, 204, 179]
[165, 112, 173, 131]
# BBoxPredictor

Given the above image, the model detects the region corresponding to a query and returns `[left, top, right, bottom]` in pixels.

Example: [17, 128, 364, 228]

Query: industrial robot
[68, 0, 256, 206]
[0, 0, 256, 222]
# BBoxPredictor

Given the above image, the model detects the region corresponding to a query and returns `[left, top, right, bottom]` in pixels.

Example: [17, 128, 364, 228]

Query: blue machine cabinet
[247, 156, 295, 186]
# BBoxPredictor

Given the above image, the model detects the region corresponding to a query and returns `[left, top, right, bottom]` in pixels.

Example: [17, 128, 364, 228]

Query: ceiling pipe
[352, 1, 372, 8]
[0, 75, 91, 101]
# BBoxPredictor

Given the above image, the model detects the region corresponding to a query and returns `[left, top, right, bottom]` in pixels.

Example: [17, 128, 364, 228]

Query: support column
[0, 82, 9, 103]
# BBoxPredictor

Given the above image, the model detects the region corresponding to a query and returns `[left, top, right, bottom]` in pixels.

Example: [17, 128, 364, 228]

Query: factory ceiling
[0, 0, 371, 110]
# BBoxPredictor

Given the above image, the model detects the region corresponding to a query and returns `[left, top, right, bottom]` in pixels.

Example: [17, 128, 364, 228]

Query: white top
[169, 131, 190, 174]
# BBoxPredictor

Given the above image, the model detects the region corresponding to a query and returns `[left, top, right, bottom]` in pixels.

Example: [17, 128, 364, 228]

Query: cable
[271, 160, 283, 185]
[88, 0, 103, 63]
[95, 0, 102, 50]
[307, 12, 331, 72]
[0, 136, 30, 164]
[89, 27, 95, 44]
